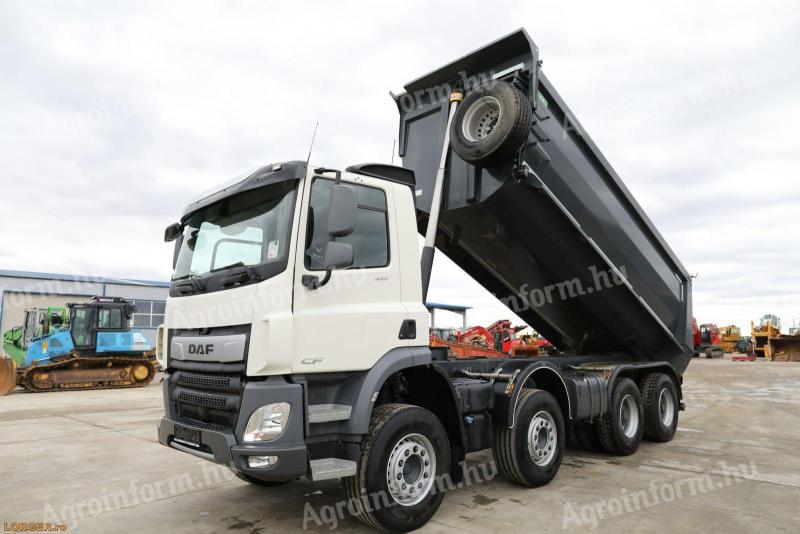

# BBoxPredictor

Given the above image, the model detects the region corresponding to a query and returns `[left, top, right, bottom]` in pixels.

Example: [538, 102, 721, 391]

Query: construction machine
[457, 319, 539, 356]
[752, 314, 780, 359]
[692, 319, 724, 358]
[0, 296, 157, 395]
[718, 325, 741, 353]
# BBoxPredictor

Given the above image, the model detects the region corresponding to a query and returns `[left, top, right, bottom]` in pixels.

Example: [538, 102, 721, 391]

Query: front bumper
[158, 376, 309, 482]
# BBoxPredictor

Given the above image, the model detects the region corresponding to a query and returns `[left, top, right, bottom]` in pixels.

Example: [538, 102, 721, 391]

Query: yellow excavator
[718, 325, 741, 353]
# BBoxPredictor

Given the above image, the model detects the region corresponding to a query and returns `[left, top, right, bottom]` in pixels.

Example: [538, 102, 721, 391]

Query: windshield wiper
[210, 261, 245, 273]
[172, 272, 200, 282]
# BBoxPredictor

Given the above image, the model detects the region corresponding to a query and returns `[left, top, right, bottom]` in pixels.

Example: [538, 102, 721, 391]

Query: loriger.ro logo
[188, 344, 214, 355]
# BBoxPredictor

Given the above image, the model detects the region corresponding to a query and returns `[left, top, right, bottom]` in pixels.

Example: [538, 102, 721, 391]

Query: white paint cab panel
[291, 172, 408, 373]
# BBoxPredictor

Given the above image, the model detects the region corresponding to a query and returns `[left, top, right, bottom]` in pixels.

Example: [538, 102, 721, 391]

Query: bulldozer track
[19, 354, 158, 393]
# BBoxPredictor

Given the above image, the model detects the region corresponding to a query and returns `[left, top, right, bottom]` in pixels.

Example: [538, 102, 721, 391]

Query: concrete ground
[2, 355, 799, 533]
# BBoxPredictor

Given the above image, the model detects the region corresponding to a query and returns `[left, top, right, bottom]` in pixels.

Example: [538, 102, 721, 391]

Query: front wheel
[343, 404, 450, 533]
[494, 389, 565, 487]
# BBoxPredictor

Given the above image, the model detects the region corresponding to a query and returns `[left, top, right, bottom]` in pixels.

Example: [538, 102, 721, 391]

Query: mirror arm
[301, 270, 332, 290]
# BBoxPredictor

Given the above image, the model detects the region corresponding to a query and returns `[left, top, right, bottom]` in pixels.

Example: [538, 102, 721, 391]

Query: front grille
[176, 372, 239, 392]
[176, 390, 229, 410]
[167, 359, 244, 430]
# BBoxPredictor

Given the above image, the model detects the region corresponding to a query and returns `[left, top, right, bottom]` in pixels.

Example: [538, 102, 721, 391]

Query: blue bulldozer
[0, 296, 157, 395]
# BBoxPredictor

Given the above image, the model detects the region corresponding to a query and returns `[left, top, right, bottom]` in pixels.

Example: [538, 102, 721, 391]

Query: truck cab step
[308, 403, 352, 423]
[309, 458, 357, 481]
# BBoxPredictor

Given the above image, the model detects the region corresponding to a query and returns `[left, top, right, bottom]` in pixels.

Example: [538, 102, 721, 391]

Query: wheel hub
[527, 411, 557, 466]
[658, 388, 675, 427]
[620, 394, 639, 438]
[462, 96, 502, 142]
[386, 433, 436, 506]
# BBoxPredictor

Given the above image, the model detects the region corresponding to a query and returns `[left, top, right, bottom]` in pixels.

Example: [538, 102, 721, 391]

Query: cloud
[0, 0, 798, 333]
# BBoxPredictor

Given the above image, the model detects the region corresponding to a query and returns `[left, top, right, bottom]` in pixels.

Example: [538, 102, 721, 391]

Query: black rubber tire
[640, 373, 679, 443]
[450, 80, 532, 167]
[597, 378, 644, 456]
[343, 403, 450, 533]
[232, 471, 289, 487]
[493, 389, 565, 487]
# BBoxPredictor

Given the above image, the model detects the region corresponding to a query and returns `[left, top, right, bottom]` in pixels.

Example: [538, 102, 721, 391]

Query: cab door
[291, 172, 407, 373]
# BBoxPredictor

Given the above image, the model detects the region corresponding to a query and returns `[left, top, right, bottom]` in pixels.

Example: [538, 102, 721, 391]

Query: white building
[0, 270, 169, 345]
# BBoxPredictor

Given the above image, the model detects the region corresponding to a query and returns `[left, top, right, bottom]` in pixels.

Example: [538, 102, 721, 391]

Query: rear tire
[640, 373, 679, 442]
[597, 378, 644, 456]
[494, 389, 565, 487]
[343, 404, 450, 533]
[450, 80, 532, 167]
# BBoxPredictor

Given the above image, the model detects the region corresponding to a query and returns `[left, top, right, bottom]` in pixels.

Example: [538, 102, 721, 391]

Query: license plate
[174, 424, 200, 446]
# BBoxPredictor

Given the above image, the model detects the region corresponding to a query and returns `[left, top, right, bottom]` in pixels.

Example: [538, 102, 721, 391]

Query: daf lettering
[188, 344, 214, 355]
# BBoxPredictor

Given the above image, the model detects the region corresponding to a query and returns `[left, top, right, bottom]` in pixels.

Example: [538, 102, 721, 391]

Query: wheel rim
[461, 96, 502, 142]
[385, 433, 436, 507]
[527, 411, 557, 466]
[658, 387, 675, 427]
[619, 394, 640, 438]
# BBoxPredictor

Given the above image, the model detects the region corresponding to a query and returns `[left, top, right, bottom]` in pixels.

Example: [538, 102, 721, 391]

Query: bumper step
[308, 404, 352, 423]
[309, 458, 357, 481]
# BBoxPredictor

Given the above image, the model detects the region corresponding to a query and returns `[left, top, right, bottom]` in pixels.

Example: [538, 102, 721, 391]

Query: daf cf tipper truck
[157, 29, 693, 532]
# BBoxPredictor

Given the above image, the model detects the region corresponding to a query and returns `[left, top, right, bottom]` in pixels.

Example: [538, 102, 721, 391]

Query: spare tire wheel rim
[462, 95, 502, 142]
[658, 387, 675, 427]
[386, 433, 436, 506]
[620, 394, 639, 438]
[527, 410, 557, 466]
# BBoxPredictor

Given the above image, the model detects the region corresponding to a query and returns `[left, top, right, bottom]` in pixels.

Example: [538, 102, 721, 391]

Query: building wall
[0, 273, 169, 348]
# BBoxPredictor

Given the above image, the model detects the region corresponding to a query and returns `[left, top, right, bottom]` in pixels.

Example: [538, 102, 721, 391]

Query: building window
[128, 300, 166, 328]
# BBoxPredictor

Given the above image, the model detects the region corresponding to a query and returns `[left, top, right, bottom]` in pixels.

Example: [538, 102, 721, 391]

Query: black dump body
[395, 29, 693, 375]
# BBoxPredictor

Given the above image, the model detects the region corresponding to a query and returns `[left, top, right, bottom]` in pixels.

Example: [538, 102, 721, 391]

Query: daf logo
[188, 344, 214, 355]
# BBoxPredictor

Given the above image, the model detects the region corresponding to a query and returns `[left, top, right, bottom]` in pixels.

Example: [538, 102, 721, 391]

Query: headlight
[243, 402, 290, 442]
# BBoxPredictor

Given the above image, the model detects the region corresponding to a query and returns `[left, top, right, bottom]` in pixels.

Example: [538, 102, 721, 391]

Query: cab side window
[305, 178, 389, 270]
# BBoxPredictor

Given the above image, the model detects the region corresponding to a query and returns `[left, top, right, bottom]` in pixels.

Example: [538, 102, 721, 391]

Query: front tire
[494, 389, 565, 487]
[343, 404, 450, 533]
[597, 378, 644, 456]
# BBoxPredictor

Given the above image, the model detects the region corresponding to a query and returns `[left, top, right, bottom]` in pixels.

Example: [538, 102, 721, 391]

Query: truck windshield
[173, 181, 297, 281]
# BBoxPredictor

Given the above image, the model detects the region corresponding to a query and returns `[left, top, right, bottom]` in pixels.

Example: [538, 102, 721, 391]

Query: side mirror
[323, 241, 354, 270]
[327, 184, 357, 237]
[164, 222, 182, 242]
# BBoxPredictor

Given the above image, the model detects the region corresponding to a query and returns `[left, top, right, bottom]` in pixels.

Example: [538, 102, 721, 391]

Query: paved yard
[1, 356, 798, 533]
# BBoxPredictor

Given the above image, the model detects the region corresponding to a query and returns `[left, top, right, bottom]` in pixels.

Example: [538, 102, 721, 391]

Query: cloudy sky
[1, 0, 798, 333]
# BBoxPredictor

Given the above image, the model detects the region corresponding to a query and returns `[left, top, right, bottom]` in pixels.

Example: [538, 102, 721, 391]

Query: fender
[336, 346, 432, 435]
[491, 360, 573, 430]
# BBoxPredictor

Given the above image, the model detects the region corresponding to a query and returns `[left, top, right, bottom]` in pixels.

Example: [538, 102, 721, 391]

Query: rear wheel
[640, 373, 679, 442]
[597, 378, 644, 456]
[343, 404, 450, 533]
[494, 389, 565, 487]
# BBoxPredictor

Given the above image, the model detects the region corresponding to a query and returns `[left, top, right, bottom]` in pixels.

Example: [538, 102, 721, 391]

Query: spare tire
[450, 80, 532, 167]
